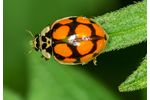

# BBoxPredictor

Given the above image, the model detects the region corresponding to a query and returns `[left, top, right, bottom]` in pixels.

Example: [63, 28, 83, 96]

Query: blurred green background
[4, 0, 146, 100]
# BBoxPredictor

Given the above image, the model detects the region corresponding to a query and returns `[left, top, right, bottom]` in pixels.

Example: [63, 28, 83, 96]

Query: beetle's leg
[41, 55, 49, 61]
[93, 57, 97, 66]
[82, 62, 88, 65]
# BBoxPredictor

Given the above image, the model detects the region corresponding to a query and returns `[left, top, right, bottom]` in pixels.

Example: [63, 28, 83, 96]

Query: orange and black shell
[50, 16, 107, 64]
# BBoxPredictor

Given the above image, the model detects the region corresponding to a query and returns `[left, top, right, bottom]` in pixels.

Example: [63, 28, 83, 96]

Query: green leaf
[27, 53, 120, 100]
[93, 0, 147, 92]
[118, 56, 147, 92]
[4, 87, 23, 100]
[93, 1, 146, 52]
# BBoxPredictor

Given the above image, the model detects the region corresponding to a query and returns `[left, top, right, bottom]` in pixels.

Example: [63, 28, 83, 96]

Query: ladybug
[33, 16, 108, 65]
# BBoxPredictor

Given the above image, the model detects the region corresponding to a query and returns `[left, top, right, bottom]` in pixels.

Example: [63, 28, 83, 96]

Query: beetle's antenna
[29, 40, 34, 47]
[27, 49, 33, 54]
[24, 48, 33, 55]
[23, 29, 35, 55]
[25, 29, 34, 38]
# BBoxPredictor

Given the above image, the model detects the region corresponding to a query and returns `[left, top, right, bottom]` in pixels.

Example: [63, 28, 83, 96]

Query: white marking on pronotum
[41, 26, 50, 36]
[41, 50, 51, 59]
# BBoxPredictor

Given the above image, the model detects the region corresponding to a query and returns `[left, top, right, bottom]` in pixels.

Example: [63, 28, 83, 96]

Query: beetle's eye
[33, 35, 40, 51]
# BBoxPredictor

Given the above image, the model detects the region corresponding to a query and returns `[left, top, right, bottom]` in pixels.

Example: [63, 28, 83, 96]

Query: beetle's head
[32, 27, 52, 60]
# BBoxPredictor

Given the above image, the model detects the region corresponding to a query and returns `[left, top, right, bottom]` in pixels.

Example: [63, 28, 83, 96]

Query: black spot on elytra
[67, 44, 81, 63]
[52, 23, 62, 31]
[86, 40, 97, 55]
[69, 17, 77, 21]
[86, 24, 96, 35]
[66, 17, 79, 36]
[104, 34, 107, 40]
[53, 52, 65, 60]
